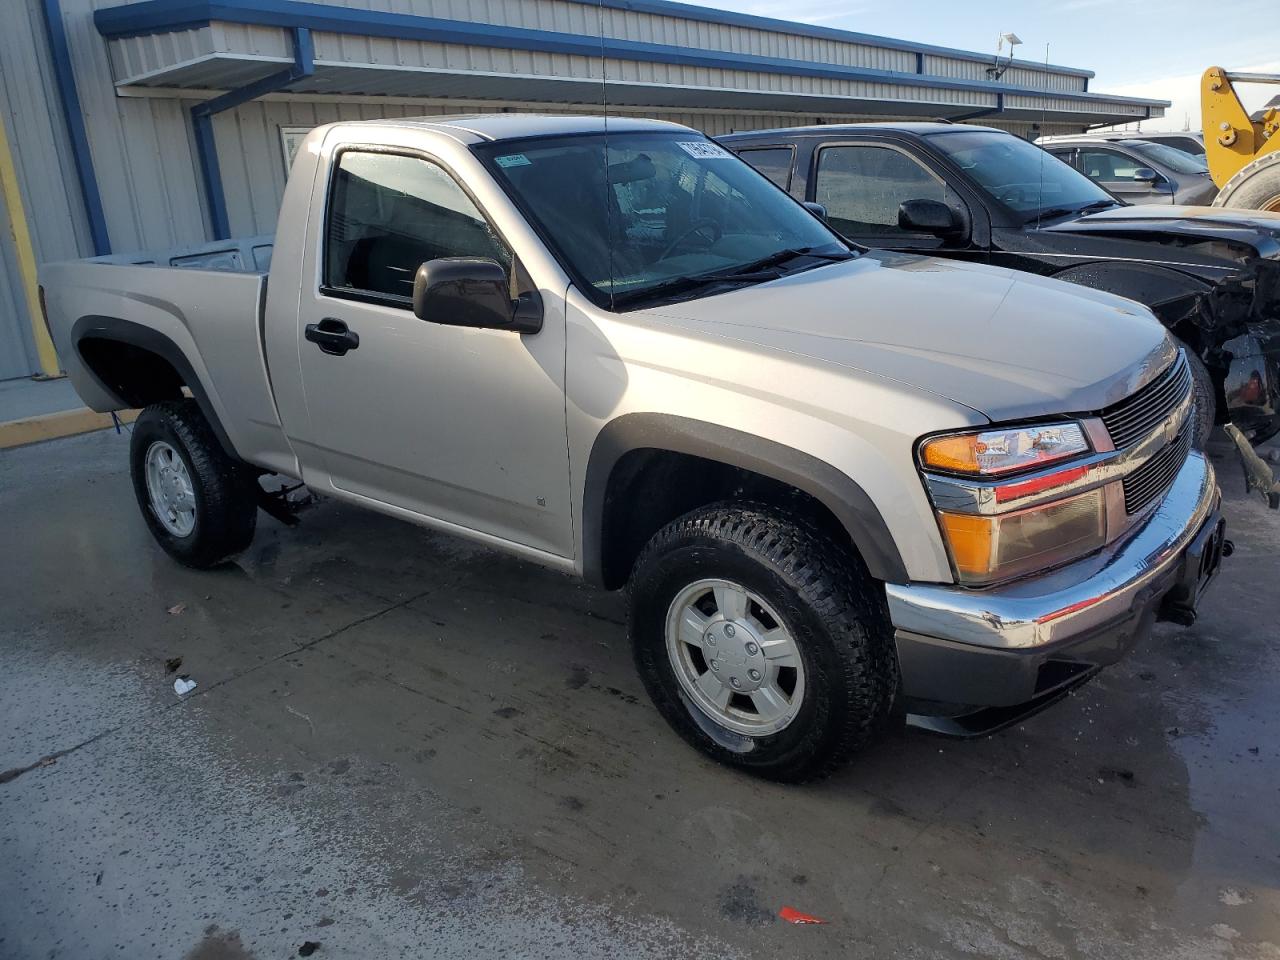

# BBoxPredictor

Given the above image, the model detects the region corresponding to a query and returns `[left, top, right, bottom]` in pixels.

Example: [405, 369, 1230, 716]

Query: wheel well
[73, 323, 240, 460]
[78, 337, 185, 409]
[597, 448, 855, 590]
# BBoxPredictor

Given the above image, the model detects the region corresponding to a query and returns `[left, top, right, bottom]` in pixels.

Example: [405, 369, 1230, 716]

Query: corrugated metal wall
[0, 0, 94, 379]
[0, 189, 38, 381]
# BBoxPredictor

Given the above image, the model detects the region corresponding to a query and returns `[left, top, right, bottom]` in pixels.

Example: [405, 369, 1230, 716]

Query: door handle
[305, 317, 360, 356]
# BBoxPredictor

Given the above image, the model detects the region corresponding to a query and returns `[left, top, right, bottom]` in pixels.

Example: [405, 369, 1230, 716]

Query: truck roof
[719, 121, 1002, 141]
[334, 113, 692, 143]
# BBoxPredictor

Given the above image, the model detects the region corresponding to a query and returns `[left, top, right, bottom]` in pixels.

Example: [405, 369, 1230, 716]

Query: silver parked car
[1043, 129, 1205, 158]
[1038, 135, 1218, 206]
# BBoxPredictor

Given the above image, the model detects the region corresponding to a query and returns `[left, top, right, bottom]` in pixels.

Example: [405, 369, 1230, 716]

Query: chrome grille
[1123, 424, 1193, 514]
[1101, 354, 1193, 450]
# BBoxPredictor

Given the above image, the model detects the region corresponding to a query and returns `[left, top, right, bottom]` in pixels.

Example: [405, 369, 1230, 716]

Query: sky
[680, 0, 1280, 131]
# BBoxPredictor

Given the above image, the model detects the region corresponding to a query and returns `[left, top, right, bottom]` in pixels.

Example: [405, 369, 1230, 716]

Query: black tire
[129, 400, 257, 568]
[1177, 339, 1216, 449]
[628, 502, 898, 783]
[1212, 152, 1280, 213]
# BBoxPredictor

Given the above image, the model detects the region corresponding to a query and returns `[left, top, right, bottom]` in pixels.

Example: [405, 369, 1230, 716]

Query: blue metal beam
[94, 0, 1169, 110]
[41, 0, 111, 255]
[190, 26, 313, 240]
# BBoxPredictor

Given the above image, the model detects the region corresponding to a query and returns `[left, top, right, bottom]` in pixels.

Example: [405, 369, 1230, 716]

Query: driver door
[808, 141, 983, 260]
[1076, 148, 1173, 205]
[295, 149, 572, 557]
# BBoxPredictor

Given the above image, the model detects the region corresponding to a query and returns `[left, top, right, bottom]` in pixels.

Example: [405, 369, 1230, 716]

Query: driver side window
[324, 151, 512, 303]
[814, 144, 961, 241]
[1078, 149, 1140, 183]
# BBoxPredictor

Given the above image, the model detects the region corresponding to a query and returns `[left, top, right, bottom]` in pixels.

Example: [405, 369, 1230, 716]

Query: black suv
[720, 123, 1280, 444]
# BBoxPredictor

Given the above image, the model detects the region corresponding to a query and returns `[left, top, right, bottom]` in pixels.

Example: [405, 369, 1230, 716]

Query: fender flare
[71, 315, 241, 460]
[581, 413, 909, 587]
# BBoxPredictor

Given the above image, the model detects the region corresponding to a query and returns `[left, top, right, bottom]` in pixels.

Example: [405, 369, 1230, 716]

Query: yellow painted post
[0, 108, 60, 377]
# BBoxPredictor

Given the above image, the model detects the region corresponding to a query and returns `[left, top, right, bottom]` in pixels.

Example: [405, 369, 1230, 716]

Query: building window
[280, 126, 313, 174]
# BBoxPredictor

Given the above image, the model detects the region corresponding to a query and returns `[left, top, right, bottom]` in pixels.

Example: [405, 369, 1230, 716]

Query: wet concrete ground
[1, 428, 1278, 960]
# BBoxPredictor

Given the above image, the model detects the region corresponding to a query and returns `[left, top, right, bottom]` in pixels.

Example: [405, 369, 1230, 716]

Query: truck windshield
[927, 129, 1116, 221]
[475, 133, 851, 310]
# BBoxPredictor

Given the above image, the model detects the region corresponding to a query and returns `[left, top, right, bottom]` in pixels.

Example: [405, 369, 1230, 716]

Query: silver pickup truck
[40, 115, 1229, 781]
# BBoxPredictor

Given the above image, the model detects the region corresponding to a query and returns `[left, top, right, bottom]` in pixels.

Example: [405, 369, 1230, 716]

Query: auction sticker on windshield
[496, 154, 532, 168]
[676, 141, 732, 160]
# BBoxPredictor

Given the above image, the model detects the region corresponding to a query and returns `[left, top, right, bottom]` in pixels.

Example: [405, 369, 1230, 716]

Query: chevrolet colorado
[40, 116, 1228, 780]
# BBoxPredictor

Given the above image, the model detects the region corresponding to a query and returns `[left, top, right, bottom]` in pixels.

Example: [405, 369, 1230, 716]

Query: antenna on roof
[1035, 42, 1049, 231]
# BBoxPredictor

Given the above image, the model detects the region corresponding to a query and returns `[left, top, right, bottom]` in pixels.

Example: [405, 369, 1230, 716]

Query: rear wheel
[130, 400, 257, 568]
[1212, 152, 1280, 212]
[629, 503, 898, 782]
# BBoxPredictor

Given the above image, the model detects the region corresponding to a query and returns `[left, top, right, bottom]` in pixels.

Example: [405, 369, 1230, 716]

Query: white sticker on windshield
[676, 141, 732, 160]
[496, 153, 532, 168]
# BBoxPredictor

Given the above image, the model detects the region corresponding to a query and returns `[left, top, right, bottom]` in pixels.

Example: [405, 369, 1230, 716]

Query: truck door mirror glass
[412, 258, 542, 334]
[898, 199, 966, 241]
[802, 201, 828, 222]
[1132, 167, 1159, 184]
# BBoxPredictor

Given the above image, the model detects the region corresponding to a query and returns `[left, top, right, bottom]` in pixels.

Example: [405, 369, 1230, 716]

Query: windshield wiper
[611, 246, 854, 309]
[610, 270, 768, 308]
[1027, 199, 1122, 224]
[735, 246, 855, 273]
[1027, 206, 1081, 223]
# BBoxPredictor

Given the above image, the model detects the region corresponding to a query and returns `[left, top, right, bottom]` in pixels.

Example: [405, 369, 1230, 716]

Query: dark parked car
[1037, 135, 1217, 206]
[720, 122, 1280, 444]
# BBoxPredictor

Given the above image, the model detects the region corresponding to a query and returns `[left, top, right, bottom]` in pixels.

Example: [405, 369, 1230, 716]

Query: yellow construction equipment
[1202, 67, 1280, 211]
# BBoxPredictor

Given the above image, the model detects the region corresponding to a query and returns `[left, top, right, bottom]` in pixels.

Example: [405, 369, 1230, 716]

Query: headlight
[919, 420, 1104, 585]
[936, 488, 1106, 585]
[920, 422, 1090, 476]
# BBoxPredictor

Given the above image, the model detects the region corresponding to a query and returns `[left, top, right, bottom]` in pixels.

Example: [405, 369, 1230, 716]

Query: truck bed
[40, 234, 298, 477]
[87, 235, 275, 273]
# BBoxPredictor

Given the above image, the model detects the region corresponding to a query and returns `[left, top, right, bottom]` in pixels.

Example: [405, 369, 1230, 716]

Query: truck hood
[640, 251, 1174, 423]
[1042, 204, 1280, 254]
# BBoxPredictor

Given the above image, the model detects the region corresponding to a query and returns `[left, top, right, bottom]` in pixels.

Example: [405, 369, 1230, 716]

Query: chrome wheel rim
[144, 440, 196, 537]
[665, 578, 805, 736]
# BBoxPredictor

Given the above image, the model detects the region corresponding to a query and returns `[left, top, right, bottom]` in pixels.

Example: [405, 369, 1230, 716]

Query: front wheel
[629, 503, 898, 782]
[1177, 339, 1216, 449]
[130, 400, 258, 568]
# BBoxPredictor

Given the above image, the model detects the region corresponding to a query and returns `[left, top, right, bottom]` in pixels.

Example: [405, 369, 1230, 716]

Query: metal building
[0, 0, 1168, 381]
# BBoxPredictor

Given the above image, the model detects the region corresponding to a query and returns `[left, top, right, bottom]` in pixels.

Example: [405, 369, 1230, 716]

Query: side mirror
[412, 258, 542, 334]
[898, 199, 967, 242]
[1132, 167, 1159, 184]
[802, 201, 829, 222]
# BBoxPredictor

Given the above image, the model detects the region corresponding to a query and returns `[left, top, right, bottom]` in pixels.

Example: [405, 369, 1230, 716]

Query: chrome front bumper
[887, 450, 1220, 652]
